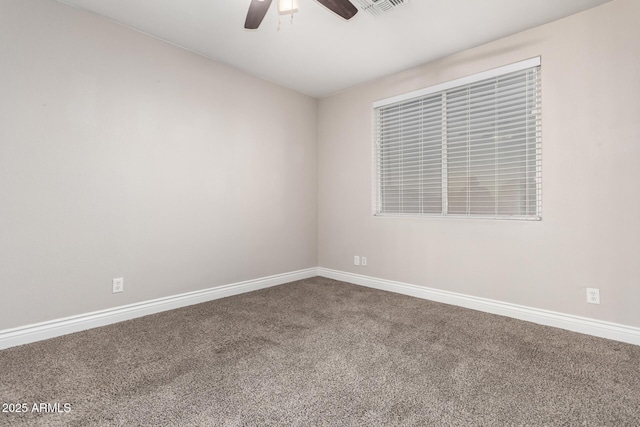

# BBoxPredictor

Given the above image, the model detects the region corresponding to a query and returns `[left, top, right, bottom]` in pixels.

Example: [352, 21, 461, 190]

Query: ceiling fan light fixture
[277, 0, 299, 15]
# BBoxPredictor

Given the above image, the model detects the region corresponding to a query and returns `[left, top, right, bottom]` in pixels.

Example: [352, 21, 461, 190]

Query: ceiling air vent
[357, 0, 408, 16]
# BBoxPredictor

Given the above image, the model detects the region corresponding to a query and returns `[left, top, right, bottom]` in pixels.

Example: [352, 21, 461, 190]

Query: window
[374, 58, 541, 220]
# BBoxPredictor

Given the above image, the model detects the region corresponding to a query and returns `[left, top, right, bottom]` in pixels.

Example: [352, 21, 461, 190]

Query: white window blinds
[374, 58, 542, 220]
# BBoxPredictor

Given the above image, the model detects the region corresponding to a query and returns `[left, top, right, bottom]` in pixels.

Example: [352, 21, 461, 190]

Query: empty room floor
[1, 277, 639, 426]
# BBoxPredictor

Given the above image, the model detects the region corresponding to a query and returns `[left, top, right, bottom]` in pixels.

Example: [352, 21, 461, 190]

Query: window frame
[373, 57, 542, 221]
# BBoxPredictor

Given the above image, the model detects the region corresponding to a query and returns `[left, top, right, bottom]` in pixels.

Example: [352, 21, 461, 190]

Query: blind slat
[375, 63, 541, 219]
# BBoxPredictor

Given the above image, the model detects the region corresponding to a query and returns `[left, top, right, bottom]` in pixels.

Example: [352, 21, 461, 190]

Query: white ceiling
[57, 0, 612, 97]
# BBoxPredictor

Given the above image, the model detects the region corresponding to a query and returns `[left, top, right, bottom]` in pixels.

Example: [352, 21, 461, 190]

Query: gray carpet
[1, 277, 639, 426]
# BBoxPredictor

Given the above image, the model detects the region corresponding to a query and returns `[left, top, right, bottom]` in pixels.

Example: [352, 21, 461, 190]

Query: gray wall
[0, 0, 318, 329]
[318, 0, 640, 327]
[3, 0, 639, 333]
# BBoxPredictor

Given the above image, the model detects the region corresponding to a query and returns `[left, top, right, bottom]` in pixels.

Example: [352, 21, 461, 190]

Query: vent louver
[357, 0, 407, 16]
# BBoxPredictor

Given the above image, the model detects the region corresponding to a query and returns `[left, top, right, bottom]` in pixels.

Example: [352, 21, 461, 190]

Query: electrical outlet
[113, 277, 124, 294]
[586, 288, 600, 304]
[361, 256, 367, 266]
[354, 255, 360, 266]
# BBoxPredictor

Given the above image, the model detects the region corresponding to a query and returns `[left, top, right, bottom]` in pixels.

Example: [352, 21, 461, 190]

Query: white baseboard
[0, 268, 317, 350]
[317, 268, 640, 346]
[3, 267, 639, 350]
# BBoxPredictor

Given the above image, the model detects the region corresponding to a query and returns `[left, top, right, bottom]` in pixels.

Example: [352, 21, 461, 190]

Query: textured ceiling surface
[58, 0, 612, 97]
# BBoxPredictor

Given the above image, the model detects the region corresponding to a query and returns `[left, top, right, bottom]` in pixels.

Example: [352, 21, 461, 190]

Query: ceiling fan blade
[244, 0, 273, 30]
[315, 0, 358, 20]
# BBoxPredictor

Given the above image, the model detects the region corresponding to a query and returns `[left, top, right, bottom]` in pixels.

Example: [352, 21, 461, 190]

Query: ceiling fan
[244, 0, 359, 29]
